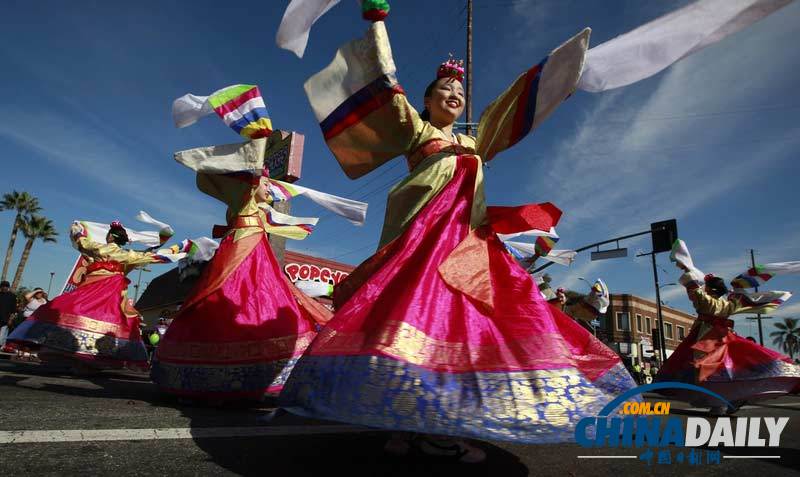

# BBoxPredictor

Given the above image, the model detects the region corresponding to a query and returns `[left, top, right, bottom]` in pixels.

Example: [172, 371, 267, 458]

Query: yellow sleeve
[75, 237, 161, 268]
[475, 29, 590, 162]
[687, 288, 738, 317]
[305, 21, 427, 179]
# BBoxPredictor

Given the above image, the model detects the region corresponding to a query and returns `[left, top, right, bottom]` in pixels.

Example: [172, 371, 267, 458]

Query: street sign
[640, 336, 652, 346]
[590, 248, 628, 261]
[264, 131, 304, 183]
[642, 347, 654, 358]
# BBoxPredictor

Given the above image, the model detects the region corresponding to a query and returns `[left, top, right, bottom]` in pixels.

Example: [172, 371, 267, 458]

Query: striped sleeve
[304, 21, 424, 179]
[476, 28, 590, 162]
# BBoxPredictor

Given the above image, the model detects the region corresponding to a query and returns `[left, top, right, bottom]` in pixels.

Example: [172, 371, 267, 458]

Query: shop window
[664, 322, 674, 340]
[616, 312, 630, 331]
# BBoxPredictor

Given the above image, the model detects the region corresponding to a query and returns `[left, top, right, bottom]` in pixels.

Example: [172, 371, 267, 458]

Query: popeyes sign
[284, 262, 349, 285]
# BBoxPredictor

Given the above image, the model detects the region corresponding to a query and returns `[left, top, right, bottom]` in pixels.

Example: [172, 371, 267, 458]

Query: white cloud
[0, 109, 221, 231]
[530, 4, 799, 236]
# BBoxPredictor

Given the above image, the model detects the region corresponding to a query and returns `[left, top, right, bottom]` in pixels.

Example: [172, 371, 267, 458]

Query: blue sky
[1, 1, 799, 350]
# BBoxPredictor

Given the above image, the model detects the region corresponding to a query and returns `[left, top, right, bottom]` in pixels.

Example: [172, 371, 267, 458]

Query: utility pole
[751, 249, 764, 346]
[465, 0, 473, 136]
[47, 272, 55, 296]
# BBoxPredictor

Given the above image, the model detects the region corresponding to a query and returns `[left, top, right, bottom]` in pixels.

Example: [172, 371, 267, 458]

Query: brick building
[595, 293, 696, 366]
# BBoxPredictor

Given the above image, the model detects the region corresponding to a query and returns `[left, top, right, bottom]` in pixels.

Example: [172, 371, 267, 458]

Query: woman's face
[254, 181, 270, 203]
[106, 232, 115, 244]
[424, 77, 465, 126]
[34, 292, 44, 300]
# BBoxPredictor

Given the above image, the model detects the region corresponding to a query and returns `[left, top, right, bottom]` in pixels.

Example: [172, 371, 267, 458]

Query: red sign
[60, 255, 88, 295]
[284, 262, 349, 285]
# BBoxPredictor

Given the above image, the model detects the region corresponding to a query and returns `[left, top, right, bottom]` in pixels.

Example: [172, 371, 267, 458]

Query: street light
[47, 272, 55, 295]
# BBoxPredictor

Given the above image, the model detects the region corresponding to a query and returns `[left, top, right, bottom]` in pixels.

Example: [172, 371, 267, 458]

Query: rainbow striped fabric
[475, 29, 590, 162]
[172, 84, 272, 139]
[535, 235, 559, 257]
[259, 203, 318, 241]
[732, 290, 793, 315]
[208, 85, 272, 139]
[731, 262, 800, 289]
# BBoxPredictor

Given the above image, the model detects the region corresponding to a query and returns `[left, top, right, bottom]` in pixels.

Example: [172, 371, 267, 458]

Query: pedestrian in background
[23, 288, 47, 318]
[0, 281, 16, 346]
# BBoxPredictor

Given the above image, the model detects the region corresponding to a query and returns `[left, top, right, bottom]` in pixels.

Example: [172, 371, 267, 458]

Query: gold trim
[313, 321, 575, 371]
[39, 313, 129, 335]
[157, 331, 316, 363]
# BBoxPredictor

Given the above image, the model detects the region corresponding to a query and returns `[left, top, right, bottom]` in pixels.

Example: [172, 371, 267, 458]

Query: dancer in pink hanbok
[278, 20, 637, 458]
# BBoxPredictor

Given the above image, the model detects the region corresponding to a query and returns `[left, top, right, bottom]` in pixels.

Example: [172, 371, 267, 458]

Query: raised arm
[305, 21, 426, 179]
[70, 223, 175, 268]
[476, 28, 590, 162]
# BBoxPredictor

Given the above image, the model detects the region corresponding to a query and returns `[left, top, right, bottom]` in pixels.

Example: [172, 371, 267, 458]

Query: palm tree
[0, 191, 41, 283]
[770, 318, 800, 359]
[10, 215, 58, 290]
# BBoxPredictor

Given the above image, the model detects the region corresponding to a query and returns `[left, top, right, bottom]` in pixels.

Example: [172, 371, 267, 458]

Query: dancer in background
[6, 220, 183, 374]
[279, 17, 636, 462]
[153, 84, 367, 402]
[657, 240, 800, 415]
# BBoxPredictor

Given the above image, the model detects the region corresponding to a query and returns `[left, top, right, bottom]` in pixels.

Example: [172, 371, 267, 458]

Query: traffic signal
[652, 328, 662, 349]
[651, 219, 678, 253]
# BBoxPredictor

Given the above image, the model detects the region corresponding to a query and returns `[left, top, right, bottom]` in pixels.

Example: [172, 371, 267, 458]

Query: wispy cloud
[530, 6, 799, 237]
[0, 108, 221, 231]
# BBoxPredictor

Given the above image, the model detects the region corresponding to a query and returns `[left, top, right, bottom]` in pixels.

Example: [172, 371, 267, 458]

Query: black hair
[705, 276, 728, 298]
[0, 281, 9, 288]
[107, 225, 129, 246]
[419, 78, 438, 122]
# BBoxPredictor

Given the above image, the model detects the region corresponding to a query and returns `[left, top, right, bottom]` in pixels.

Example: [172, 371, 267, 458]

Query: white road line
[577, 456, 638, 459]
[0, 425, 369, 444]
[723, 456, 781, 459]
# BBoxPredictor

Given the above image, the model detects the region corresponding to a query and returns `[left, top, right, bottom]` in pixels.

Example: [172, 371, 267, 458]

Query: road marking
[723, 456, 781, 459]
[0, 425, 369, 444]
[577, 456, 637, 459]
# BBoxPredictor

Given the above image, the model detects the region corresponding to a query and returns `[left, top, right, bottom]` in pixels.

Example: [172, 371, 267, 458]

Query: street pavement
[1, 358, 799, 476]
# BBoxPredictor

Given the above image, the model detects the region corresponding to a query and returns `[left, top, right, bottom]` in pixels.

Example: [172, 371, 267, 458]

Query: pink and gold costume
[279, 22, 637, 443]
[7, 229, 169, 370]
[657, 273, 800, 405]
[151, 138, 331, 400]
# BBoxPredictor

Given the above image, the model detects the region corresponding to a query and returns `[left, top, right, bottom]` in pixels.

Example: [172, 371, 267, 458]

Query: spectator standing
[23, 288, 47, 318]
[0, 281, 16, 328]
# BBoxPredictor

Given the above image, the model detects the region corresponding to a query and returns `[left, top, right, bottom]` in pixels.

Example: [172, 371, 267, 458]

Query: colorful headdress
[437, 55, 465, 83]
[110, 220, 124, 229]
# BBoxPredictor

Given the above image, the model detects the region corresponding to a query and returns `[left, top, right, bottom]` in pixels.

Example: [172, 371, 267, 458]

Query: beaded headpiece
[437, 55, 465, 83]
[110, 220, 124, 230]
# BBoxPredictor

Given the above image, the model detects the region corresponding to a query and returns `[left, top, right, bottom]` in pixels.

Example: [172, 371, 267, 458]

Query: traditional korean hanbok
[656, 243, 799, 407]
[6, 222, 181, 371]
[656, 240, 800, 407]
[279, 22, 637, 443]
[151, 134, 364, 401]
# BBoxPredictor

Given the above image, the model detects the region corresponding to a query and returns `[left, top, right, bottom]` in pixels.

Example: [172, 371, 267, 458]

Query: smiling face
[254, 180, 270, 204]
[424, 77, 465, 127]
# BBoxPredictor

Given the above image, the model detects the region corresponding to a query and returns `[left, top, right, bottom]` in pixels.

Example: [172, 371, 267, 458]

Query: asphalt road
[1, 359, 799, 476]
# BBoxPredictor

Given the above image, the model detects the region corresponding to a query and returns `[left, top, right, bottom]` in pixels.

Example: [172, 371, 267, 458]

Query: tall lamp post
[47, 272, 55, 296]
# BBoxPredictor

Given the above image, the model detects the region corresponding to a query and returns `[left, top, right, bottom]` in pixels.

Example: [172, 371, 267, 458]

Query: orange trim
[406, 139, 475, 171]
